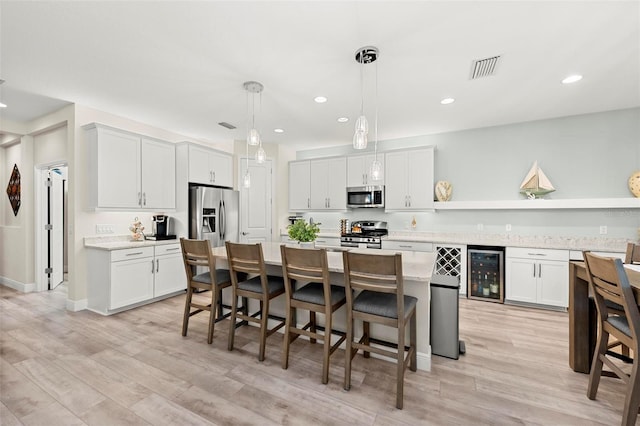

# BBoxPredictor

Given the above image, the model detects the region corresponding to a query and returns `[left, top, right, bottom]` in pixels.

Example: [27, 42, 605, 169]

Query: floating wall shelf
[434, 198, 640, 210]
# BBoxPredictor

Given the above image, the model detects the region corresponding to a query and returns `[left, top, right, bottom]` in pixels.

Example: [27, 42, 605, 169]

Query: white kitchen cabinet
[153, 244, 186, 297]
[385, 147, 434, 211]
[309, 157, 347, 210]
[84, 123, 176, 210]
[87, 243, 186, 315]
[347, 154, 384, 186]
[188, 144, 233, 188]
[289, 161, 311, 211]
[505, 247, 569, 309]
[382, 240, 433, 252]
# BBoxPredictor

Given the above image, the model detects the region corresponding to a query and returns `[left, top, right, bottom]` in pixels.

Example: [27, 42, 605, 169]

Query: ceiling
[1, 1, 638, 150]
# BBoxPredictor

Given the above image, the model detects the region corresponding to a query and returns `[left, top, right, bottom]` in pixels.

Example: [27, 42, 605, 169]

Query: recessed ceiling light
[314, 96, 327, 103]
[274, 128, 284, 133]
[440, 98, 455, 105]
[337, 117, 349, 123]
[562, 75, 583, 84]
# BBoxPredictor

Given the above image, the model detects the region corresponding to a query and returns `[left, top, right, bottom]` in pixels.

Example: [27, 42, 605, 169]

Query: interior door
[240, 158, 272, 243]
[49, 169, 64, 289]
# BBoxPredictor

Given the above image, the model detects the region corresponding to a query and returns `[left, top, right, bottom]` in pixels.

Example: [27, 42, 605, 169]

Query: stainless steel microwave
[346, 186, 385, 208]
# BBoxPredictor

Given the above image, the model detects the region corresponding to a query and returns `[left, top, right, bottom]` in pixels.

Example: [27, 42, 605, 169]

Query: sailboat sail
[520, 161, 555, 198]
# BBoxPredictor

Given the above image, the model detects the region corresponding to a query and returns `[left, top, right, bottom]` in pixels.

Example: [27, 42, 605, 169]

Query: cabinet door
[289, 161, 310, 211]
[406, 148, 434, 209]
[309, 159, 329, 209]
[347, 155, 367, 186]
[326, 157, 346, 210]
[141, 138, 176, 209]
[188, 144, 213, 184]
[96, 128, 141, 208]
[505, 258, 538, 304]
[154, 253, 187, 297]
[537, 261, 569, 307]
[110, 257, 154, 309]
[209, 151, 232, 188]
[384, 151, 408, 210]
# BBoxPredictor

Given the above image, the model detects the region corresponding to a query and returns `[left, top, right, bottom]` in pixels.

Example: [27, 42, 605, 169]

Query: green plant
[287, 219, 320, 242]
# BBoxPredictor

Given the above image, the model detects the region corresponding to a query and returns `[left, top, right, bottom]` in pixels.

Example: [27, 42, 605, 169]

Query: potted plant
[287, 218, 320, 247]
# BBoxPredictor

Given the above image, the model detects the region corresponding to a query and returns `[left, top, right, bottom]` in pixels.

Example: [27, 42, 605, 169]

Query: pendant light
[369, 54, 382, 181]
[243, 81, 264, 188]
[353, 46, 378, 150]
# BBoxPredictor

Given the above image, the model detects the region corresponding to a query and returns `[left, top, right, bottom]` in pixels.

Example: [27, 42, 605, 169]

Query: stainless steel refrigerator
[189, 185, 239, 248]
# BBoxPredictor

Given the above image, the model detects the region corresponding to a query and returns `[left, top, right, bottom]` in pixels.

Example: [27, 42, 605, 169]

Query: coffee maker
[147, 214, 176, 240]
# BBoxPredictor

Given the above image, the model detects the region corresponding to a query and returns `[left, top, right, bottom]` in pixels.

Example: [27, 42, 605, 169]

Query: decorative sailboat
[519, 161, 555, 199]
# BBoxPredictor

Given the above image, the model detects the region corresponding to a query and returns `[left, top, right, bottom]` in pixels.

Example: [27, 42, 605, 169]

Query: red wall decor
[6, 163, 21, 216]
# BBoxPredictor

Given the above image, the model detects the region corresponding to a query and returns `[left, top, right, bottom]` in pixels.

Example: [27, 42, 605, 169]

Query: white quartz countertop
[84, 235, 181, 250]
[211, 241, 436, 282]
[280, 229, 631, 252]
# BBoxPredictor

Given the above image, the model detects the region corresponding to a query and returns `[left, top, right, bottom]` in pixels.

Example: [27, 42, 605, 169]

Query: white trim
[435, 198, 640, 210]
[66, 298, 88, 312]
[1, 276, 36, 293]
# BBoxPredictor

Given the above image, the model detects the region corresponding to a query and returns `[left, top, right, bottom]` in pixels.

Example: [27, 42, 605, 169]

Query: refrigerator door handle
[219, 200, 225, 241]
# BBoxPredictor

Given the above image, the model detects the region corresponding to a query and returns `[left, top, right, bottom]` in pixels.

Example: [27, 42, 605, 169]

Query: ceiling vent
[218, 122, 236, 130]
[469, 55, 501, 79]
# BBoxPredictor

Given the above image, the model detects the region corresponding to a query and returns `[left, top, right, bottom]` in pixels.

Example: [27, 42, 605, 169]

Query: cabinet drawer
[155, 243, 181, 256]
[111, 246, 154, 262]
[314, 237, 340, 248]
[383, 240, 433, 252]
[506, 247, 568, 262]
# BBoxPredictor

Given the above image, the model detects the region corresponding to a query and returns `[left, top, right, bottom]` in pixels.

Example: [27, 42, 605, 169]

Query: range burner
[341, 220, 388, 249]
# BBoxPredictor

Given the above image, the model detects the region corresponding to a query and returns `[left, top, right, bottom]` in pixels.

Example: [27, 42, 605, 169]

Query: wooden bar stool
[583, 251, 640, 426]
[180, 238, 232, 344]
[342, 251, 417, 409]
[626, 242, 640, 265]
[280, 245, 346, 384]
[225, 241, 286, 361]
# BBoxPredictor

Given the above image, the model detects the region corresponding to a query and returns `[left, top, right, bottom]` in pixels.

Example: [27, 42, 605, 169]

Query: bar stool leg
[228, 291, 239, 351]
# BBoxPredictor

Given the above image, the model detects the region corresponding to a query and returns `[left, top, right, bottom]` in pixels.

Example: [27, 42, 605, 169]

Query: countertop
[84, 235, 181, 251]
[281, 229, 632, 252]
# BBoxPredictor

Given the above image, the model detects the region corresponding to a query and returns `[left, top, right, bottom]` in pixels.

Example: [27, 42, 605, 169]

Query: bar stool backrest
[626, 242, 640, 265]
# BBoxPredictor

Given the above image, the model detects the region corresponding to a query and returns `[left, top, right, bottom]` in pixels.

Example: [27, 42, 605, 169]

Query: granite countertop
[280, 229, 631, 252]
[84, 235, 181, 250]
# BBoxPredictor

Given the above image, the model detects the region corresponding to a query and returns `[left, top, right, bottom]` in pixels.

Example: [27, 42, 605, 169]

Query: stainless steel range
[340, 220, 388, 249]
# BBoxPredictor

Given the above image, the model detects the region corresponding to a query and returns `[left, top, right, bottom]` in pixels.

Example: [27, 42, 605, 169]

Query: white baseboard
[66, 298, 88, 312]
[0, 276, 36, 293]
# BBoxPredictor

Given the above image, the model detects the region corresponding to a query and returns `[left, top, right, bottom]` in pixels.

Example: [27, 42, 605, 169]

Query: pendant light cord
[374, 59, 378, 160]
[360, 53, 365, 116]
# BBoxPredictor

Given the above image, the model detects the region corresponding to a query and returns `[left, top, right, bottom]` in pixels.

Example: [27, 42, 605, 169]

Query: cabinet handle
[328, 198, 330, 208]
[364, 173, 368, 184]
[307, 198, 310, 208]
[152, 260, 155, 273]
[538, 263, 542, 278]
[527, 253, 546, 256]
[316, 240, 326, 244]
[532, 263, 536, 277]
[408, 195, 411, 207]
[362, 173, 365, 185]
[165, 247, 180, 251]
[212, 171, 216, 182]
[138, 192, 142, 206]
[399, 245, 412, 248]
[143, 192, 146, 206]
[156, 259, 159, 273]
[126, 252, 144, 256]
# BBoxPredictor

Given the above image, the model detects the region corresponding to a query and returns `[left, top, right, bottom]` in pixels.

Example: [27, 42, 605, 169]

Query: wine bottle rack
[435, 245, 467, 295]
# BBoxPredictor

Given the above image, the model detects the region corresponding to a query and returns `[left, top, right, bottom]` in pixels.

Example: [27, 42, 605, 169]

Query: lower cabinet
[88, 243, 186, 314]
[505, 247, 569, 309]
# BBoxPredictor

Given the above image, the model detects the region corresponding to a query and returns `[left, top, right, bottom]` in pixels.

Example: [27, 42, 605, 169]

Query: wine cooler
[467, 246, 504, 303]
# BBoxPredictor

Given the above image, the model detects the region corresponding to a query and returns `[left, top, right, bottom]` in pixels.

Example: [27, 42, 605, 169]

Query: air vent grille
[469, 55, 501, 79]
[218, 122, 236, 130]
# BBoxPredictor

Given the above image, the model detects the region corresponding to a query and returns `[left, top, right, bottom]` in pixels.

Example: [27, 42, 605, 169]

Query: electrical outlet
[506, 224, 512, 232]
[599, 225, 607, 235]
[96, 224, 115, 234]
[477, 223, 484, 231]
[96, 224, 104, 234]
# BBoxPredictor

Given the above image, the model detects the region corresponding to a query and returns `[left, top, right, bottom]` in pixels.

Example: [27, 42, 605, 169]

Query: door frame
[35, 162, 68, 292]
[238, 156, 274, 243]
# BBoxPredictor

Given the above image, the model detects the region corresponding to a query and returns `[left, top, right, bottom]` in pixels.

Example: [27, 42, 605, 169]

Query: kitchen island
[210, 242, 437, 371]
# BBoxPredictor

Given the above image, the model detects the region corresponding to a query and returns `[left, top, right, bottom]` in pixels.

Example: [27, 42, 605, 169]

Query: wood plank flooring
[0, 284, 635, 425]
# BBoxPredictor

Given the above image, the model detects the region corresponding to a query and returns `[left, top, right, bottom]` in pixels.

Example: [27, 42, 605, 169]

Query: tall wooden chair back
[280, 245, 346, 384]
[342, 250, 417, 409]
[224, 241, 286, 361]
[583, 251, 640, 426]
[626, 242, 640, 265]
[180, 238, 231, 344]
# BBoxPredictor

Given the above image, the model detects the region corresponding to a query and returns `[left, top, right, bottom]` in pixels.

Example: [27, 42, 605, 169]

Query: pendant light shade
[243, 81, 265, 187]
[255, 146, 266, 163]
[242, 170, 251, 188]
[248, 128, 260, 146]
[370, 159, 382, 181]
[352, 46, 378, 150]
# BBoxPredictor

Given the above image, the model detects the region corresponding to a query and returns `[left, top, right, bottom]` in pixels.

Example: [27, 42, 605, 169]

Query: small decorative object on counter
[287, 218, 320, 245]
[411, 216, 417, 229]
[628, 170, 640, 198]
[435, 180, 452, 202]
[129, 217, 145, 241]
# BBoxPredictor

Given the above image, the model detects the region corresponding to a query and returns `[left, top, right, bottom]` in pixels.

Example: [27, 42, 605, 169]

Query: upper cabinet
[188, 144, 233, 188]
[347, 154, 385, 186]
[309, 157, 347, 210]
[385, 147, 434, 211]
[289, 161, 311, 211]
[84, 123, 176, 210]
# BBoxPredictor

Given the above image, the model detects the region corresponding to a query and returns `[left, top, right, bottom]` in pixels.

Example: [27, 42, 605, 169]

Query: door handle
[242, 232, 249, 236]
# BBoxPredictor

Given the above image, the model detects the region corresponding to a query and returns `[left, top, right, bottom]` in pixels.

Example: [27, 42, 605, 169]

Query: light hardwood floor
[0, 284, 635, 425]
